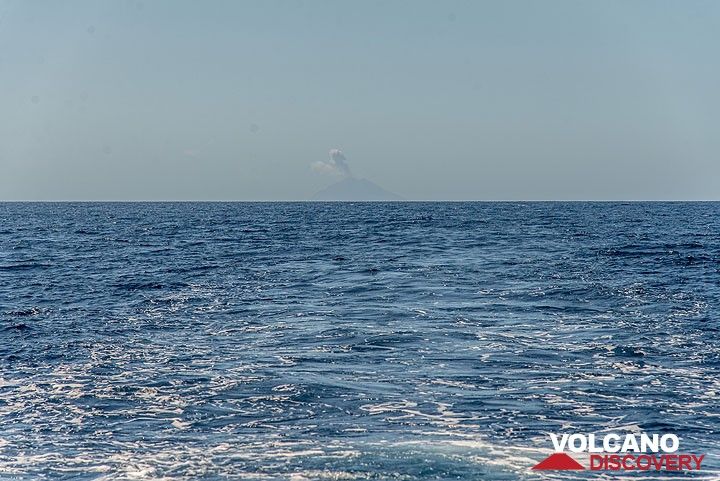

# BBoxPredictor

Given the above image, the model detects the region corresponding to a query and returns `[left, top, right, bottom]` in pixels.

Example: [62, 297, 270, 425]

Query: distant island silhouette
[312, 177, 402, 201]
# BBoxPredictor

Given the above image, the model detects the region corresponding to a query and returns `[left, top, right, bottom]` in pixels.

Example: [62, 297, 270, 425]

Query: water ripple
[0, 202, 718, 479]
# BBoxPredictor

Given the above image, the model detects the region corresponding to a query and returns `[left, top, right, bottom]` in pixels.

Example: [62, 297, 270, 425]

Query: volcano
[311, 177, 401, 201]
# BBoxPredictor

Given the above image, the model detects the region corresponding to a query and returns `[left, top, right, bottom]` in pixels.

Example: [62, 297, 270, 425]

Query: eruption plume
[312, 149, 353, 177]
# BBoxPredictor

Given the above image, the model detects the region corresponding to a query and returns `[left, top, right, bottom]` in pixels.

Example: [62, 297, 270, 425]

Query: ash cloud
[312, 149, 353, 177]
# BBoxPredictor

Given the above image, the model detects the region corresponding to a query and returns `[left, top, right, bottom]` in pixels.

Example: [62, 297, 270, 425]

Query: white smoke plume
[312, 149, 353, 177]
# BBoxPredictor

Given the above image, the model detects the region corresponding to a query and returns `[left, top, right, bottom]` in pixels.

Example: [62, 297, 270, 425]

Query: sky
[1, 0, 719, 200]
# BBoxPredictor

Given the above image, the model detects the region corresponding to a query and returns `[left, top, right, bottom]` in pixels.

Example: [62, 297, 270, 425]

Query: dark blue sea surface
[0, 202, 718, 480]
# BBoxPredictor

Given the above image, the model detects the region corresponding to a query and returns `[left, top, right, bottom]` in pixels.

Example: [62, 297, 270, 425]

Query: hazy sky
[1, 0, 719, 200]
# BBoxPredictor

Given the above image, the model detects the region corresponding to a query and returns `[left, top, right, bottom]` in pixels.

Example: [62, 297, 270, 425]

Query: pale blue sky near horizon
[1, 0, 719, 200]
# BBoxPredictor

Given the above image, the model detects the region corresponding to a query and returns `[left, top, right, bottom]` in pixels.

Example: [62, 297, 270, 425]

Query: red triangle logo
[532, 453, 585, 470]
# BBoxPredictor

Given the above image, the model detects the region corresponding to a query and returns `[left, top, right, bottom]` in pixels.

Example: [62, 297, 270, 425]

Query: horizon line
[1, 199, 719, 203]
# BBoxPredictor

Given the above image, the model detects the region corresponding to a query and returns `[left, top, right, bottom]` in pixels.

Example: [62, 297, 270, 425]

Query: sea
[0, 202, 718, 480]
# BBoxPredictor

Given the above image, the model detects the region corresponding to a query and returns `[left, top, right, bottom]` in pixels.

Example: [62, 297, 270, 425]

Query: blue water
[1, 202, 718, 480]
